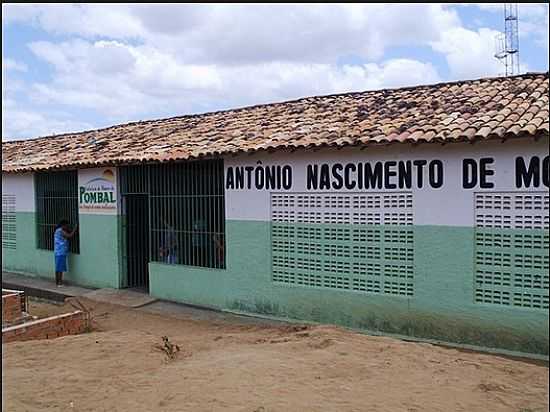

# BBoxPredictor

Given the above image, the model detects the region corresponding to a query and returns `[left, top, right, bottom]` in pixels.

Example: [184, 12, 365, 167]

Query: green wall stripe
[2, 212, 120, 289]
[149, 220, 549, 355]
[3, 214, 548, 355]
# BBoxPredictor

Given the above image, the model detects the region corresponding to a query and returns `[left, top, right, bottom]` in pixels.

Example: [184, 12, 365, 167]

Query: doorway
[123, 194, 149, 290]
[120, 166, 151, 291]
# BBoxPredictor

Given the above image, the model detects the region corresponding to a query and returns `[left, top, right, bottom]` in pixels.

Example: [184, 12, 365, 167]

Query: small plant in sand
[154, 336, 181, 361]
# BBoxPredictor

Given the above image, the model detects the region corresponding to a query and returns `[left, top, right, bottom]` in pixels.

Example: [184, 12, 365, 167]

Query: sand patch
[2, 298, 548, 412]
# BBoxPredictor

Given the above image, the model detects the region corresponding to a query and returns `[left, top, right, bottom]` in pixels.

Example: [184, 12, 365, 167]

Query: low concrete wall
[2, 311, 90, 343]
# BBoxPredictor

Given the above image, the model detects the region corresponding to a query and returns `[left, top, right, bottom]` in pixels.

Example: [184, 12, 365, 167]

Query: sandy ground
[26, 297, 76, 319]
[2, 297, 548, 412]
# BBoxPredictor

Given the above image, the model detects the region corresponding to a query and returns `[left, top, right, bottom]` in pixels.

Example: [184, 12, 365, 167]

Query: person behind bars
[192, 215, 208, 266]
[159, 217, 178, 264]
[54, 219, 78, 287]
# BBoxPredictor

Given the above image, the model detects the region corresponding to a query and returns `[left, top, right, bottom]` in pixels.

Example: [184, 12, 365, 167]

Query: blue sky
[2, 3, 549, 141]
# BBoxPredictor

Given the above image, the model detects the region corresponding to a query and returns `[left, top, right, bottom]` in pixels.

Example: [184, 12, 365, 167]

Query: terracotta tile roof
[2, 72, 549, 173]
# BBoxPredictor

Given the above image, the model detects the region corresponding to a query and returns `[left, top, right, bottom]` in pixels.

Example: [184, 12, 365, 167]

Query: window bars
[120, 159, 226, 270]
[150, 160, 226, 269]
[35, 171, 80, 253]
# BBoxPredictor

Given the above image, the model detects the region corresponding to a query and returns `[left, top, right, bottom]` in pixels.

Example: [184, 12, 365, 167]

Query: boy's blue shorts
[55, 254, 67, 272]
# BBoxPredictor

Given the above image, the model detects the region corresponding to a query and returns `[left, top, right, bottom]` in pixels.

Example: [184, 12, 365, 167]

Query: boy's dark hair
[56, 219, 70, 229]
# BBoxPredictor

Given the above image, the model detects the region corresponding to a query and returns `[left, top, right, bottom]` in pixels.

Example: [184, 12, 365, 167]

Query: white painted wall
[2, 137, 548, 227]
[1, 173, 34, 212]
[1, 167, 121, 215]
[225, 138, 549, 227]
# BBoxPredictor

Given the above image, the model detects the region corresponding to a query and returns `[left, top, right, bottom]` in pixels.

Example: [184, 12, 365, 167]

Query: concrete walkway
[1, 272, 156, 308]
[138, 300, 286, 326]
[81, 288, 157, 308]
[2, 271, 93, 302]
[2, 271, 285, 326]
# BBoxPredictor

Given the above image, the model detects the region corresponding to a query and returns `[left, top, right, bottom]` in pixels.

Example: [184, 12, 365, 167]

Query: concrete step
[81, 288, 157, 308]
[2, 272, 157, 308]
[2, 272, 95, 302]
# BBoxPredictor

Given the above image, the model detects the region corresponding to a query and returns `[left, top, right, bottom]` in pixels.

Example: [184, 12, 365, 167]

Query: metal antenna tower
[494, 3, 520, 76]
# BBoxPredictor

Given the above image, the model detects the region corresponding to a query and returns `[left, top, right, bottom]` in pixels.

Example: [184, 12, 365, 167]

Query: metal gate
[119, 160, 226, 288]
[120, 166, 150, 290]
[124, 194, 150, 289]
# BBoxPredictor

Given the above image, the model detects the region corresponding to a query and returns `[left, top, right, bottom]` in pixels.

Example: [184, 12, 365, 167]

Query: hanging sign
[78, 168, 118, 214]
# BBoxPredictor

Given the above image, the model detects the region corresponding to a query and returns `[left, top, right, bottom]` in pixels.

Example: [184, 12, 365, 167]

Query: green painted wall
[4, 211, 548, 355]
[2, 212, 120, 289]
[150, 220, 549, 355]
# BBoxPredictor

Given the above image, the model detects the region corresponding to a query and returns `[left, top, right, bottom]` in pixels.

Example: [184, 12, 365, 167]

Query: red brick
[2, 310, 90, 343]
[2, 292, 24, 325]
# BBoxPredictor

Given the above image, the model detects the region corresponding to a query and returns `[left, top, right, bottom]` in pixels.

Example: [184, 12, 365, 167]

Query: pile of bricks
[2, 311, 90, 343]
[2, 289, 27, 326]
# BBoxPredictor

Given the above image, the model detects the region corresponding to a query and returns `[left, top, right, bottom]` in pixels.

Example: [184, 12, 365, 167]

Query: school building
[2, 72, 549, 355]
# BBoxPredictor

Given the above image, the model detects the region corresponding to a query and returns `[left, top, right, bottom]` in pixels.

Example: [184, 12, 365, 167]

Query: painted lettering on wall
[515, 156, 550, 188]
[306, 160, 444, 190]
[226, 156, 549, 190]
[225, 162, 292, 190]
[79, 168, 117, 212]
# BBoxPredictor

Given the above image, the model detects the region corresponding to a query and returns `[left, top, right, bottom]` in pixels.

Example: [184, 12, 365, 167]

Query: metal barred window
[120, 160, 226, 274]
[35, 171, 80, 253]
[150, 160, 226, 269]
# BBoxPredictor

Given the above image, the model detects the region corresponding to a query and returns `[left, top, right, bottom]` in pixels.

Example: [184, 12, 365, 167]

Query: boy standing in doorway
[54, 219, 78, 287]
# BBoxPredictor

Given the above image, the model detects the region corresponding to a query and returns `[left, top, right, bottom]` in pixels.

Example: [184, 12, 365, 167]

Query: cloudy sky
[2, 3, 549, 141]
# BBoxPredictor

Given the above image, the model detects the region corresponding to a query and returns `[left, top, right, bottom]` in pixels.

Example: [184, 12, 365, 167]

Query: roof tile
[2, 72, 549, 172]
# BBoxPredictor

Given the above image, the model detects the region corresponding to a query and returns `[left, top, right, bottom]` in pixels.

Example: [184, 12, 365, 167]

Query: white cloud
[469, 3, 549, 57]
[431, 27, 509, 79]
[5, 4, 460, 64]
[2, 101, 93, 140]
[2, 58, 28, 72]
[2, 4, 547, 140]
[2, 4, 143, 39]
[474, 3, 547, 18]
[137, 4, 458, 64]
[361, 59, 441, 89]
[29, 39, 137, 75]
[13, 4, 452, 124]
[25, 39, 441, 124]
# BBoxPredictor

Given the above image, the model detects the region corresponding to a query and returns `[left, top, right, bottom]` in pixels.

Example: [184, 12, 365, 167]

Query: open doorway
[123, 194, 149, 290]
[120, 166, 150, 291]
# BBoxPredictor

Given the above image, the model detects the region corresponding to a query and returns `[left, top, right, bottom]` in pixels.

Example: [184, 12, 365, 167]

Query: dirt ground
[26, 297, 76, 319]
[2, 297, 548, 412]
